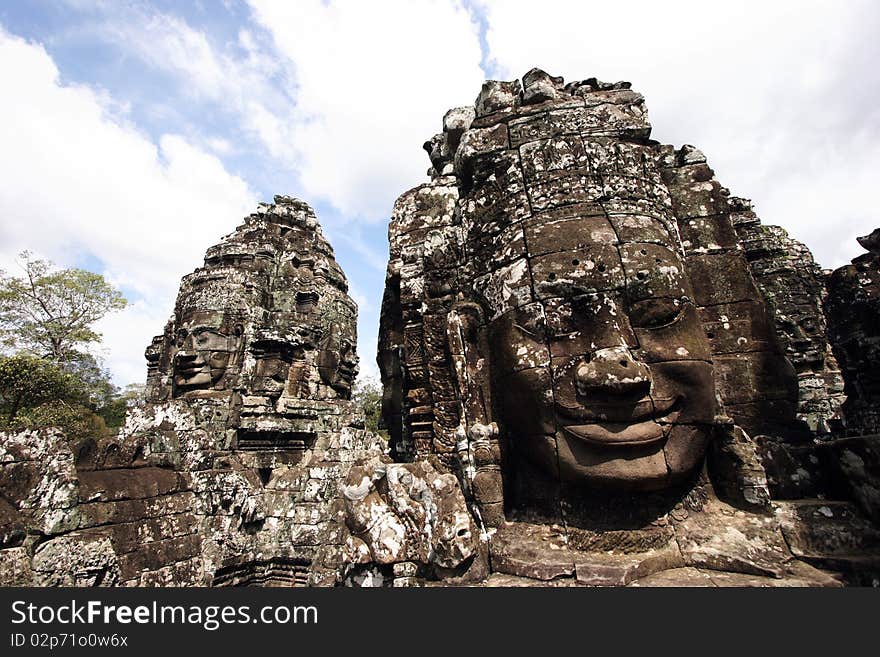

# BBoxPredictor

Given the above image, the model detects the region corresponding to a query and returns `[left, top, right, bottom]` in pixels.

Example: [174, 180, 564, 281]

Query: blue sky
[1, 0, 878, 387]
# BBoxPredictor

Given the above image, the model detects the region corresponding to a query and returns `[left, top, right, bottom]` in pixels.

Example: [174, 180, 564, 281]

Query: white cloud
[37, 2, 485, 385]
[206, 136, 233, 156]
[247, 0, 485, 221]
[0, 28, 257, 384]
[347, 282, 380, 383]
[89, 8, 299, 162]
[82, 2, 485, 223]
[93, 299, 171, 387]
[475, 0, 880, 267]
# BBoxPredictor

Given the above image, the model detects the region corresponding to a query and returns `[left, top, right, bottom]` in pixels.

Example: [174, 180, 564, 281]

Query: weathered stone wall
[731, 199, 845, 435]
[658, 147, 805, 440]
[826, 229, 880, 436]
[378, 175, 464, 464]
[120, 396, 381, 587]
[821, 230, 880, 525]
[1, 428, 200, 586]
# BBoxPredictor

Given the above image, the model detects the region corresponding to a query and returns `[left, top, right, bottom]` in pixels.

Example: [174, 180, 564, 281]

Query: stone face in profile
[316, 328, 358, 398]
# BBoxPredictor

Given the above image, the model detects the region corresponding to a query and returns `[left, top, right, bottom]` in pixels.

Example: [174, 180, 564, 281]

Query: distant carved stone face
[172, 310, 242, 395]
[250, 340, 299, 397]
[486, 216, 715, 490]
[317, 326, 359, 398]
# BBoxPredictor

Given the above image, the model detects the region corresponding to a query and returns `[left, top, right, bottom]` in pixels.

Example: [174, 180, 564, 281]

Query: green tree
[96, 383, 146, 430]
[352, 378, 384, 434]
[0, 251, 126, 366]
[0, 353, 115, 438]
[0, 353, 72, 424]
[0, 253, 130, 437]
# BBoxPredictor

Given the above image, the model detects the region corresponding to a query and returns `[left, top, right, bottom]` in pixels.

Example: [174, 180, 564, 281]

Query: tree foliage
[95, 383, 146, 430]
[0, 353, 116, 438]
[0, 254, 131, 438]
[0, 251, 126, 366]
[352, 378, 384, 434]
[0, 353, 72, 424]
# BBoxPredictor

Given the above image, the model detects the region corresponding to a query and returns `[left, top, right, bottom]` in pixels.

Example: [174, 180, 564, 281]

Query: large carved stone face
[172, 310, 242, 394]
[486, 215, 715, 491]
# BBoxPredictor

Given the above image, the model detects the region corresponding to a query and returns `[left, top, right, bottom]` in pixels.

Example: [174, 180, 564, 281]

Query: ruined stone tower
[1, 197, 383, 586]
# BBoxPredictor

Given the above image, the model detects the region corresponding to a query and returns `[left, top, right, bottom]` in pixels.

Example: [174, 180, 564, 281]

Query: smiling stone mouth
[175, 365, 207, 377]
[558, 398, 681, 447]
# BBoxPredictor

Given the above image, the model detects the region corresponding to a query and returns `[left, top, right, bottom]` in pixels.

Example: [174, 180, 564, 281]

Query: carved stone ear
[447, 300, 484, 344]
[447, 302, 505, 527]
[446, 301, 491, 424]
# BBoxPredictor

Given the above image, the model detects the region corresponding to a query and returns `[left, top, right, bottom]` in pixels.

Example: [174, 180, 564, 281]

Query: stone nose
[175, 351, 202, 365]
[574, 346, 651, 397]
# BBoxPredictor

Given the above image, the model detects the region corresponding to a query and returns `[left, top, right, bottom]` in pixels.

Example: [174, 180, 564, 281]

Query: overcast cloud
[0, 1, 877, 387]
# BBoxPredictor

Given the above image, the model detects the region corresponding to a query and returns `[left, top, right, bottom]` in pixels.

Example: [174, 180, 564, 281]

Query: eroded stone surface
[731, 199, 845, 436]
[826, 231, 880, 436]
[822, 436, 880, 523]
[339, 458, 484, 585]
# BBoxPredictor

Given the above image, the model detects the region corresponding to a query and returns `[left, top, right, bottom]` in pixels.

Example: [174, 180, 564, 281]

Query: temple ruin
[2, 70, 880, 587]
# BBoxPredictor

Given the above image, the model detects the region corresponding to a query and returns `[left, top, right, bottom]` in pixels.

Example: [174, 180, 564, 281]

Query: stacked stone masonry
[731, 200, 845, 436]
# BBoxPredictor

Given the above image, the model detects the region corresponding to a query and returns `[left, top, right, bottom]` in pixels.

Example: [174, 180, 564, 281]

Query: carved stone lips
[558, 398, 681, 447]
[175, 362, 207, 378]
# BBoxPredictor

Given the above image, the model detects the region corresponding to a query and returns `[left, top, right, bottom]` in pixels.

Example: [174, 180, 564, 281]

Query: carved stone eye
[629, 297, 684, 329]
